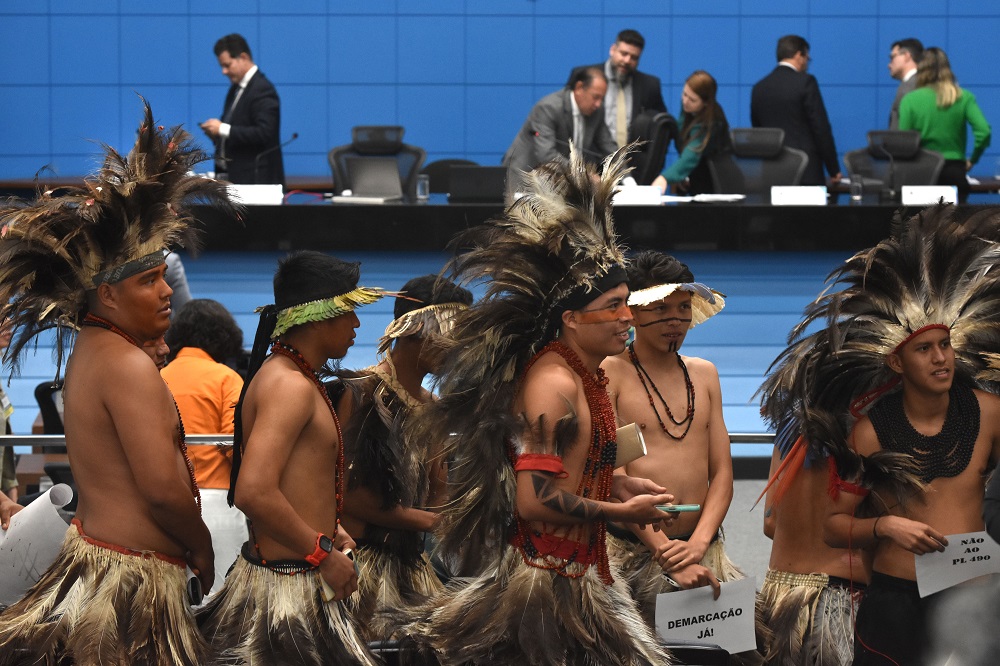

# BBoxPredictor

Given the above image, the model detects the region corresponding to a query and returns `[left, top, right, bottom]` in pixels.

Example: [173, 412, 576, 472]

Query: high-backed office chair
[628, 111, 678, 185]
[420, 158, 478, 193]
[708, 128, 808, 201]
[34, 380, 65, 453]
[843, 130, 944, 200]
[328, 126, 426, 200]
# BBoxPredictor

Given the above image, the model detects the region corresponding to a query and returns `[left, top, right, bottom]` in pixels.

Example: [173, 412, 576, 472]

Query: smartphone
[656, 504, 701, 513]
[185, 566, 204, 606]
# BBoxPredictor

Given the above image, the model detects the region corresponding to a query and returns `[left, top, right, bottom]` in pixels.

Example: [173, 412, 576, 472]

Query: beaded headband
[628, 282, 726, 328]
[92, 250, 167, 287]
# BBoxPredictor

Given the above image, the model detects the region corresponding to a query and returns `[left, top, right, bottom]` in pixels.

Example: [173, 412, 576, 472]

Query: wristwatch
[305, 532, 334, 567]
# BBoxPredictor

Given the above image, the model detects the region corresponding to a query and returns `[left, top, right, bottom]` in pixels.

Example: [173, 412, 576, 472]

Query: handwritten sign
[655, 576, 757, 654]
[0, 484, 74, 606]
[915, 530, 1000, 598]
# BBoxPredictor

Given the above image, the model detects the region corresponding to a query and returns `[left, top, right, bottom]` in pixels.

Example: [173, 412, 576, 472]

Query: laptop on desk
[332, 157, 404, 204]
[447, 165, 507, 203]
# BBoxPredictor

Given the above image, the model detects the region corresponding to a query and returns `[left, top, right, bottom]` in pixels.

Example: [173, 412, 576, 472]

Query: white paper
[915, 530, 1000, 598]
[655, 575, 757, 654]
[0, 484, 74, 606]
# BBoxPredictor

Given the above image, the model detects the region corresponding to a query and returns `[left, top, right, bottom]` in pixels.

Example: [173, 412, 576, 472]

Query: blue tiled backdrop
[2, 1, 999, 181]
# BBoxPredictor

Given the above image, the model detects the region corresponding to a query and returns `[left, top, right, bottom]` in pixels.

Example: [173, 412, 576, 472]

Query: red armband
[514, 453, 569, 478]
[827, 456, 869, 500]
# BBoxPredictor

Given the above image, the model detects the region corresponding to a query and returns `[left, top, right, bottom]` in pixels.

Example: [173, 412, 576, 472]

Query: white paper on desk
[915, 530, 1000, 598]
[0, 484, 73, 606]
[655, 576, 757, 654]
[692, 193, 746, 203]
[661, 195, 695, 203]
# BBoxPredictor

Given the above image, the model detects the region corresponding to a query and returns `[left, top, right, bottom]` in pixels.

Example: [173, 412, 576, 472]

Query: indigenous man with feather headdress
[333, 274, 472, 642]
[0, 102, 239, 665]
[197, 250, 381, 666]
[395, 149, 677, 666]
[757, 206, 1000, 665]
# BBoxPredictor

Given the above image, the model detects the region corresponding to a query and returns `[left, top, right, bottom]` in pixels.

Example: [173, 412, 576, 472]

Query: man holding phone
[602, 251, 745, 622]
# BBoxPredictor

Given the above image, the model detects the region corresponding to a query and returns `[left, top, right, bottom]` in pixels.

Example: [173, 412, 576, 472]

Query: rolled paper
[615, 423, 647, 468]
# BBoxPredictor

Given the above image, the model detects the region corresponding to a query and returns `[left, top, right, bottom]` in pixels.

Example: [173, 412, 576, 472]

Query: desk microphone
[254, 133, 299, 184]
[872, 140, 897, 203]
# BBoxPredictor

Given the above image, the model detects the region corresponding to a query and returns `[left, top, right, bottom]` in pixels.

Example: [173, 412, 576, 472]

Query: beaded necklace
[80, 313, 201, 512]
[513, 340, 617, 584]
[868, 383, 980, 484]
[627, 342, 696, 441]
[248, 340, 345, 574]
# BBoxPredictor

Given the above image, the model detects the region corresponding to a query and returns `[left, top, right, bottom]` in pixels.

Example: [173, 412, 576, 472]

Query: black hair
[892, 38, 924, 63]
[394, 274, 473, 320]
[776, 35, 809, 62]
[214, 33, 252, 60]
[570, 65, 607, 90]
[627, 250, 694, 291]
[616, 29, 645, 50]
[164, 299, 243, 364]
[273, 250, 360, 311]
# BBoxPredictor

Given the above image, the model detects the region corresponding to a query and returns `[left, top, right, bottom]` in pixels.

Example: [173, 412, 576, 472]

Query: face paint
[636, 315, 693, 328]
[575, 303, 633, 324]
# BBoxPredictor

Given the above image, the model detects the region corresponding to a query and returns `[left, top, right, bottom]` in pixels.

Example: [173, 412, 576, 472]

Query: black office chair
[328, 126, 426, 200]
[629, 111, 678, 185]
[843, 130, 944, 201]
[708, 128, 808, 202]
[420, 158, 478, 194]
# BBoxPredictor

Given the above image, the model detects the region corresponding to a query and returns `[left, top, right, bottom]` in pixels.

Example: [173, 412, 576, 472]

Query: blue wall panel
[0, 1, 998, 184]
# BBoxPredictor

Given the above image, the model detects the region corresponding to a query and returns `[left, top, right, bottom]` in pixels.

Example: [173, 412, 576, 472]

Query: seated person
[652, 70, 730, 195]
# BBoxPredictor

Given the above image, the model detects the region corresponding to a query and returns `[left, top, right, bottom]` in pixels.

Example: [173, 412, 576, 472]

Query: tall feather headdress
[0, 100, 240, 373]
[756, 205, 1000, 495]
[408, 145, 632, 573]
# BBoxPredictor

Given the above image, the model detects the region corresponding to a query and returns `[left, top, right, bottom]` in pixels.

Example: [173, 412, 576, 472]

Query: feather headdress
[408, 145, 632, 573]
[0, 100, 240, 373]
[628, 281, 725, 328]
[756, 205, 1000, 489]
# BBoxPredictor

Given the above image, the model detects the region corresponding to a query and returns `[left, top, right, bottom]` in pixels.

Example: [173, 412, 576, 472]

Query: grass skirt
[756, 569, 862, 666]
[396, 544, 673, 666]
[348, 542, 444, 643]
[0, 522, 208, 666]
[197, 548, 379, 666]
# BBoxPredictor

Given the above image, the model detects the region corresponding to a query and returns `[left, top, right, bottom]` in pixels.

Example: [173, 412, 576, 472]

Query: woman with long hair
[652, 70, 730, 195]
[899, 46, 991, 202]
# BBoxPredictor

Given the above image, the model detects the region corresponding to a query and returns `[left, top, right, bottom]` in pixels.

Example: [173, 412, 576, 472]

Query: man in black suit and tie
[502, 66, 617, 189]
[200, 34, 284, 186]
[751, 35, 841, 187]
[569, 29, 668, 149]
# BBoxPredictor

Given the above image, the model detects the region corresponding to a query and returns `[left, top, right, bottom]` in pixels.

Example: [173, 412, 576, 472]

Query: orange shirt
[161, 347, 244, 490]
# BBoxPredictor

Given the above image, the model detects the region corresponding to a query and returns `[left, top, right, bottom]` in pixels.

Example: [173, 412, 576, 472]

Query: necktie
[616, 85, 628, 147]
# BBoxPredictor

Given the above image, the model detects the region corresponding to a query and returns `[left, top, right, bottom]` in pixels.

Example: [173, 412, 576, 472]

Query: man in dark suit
[502, 66, 617, 187]
[751, 35, 841, 187]
[888, 38, 923, 129]
[200, 34, 284, 186]
[568, 29, 668, 149]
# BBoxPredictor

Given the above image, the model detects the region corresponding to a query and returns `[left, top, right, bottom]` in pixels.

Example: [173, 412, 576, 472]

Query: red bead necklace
[627, 342, 696, 441]
[80, 313, 201, 512]
[514, 339, 616, 584]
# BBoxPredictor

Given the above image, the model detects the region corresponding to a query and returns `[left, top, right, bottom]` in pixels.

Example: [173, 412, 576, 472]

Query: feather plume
[406, 146, 632, 575]
[0, 98, 241, 376]
[756, 205, 1000, 470]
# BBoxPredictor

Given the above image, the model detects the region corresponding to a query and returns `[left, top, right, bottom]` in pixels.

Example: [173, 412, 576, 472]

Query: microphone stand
[873, 140, 897, 203]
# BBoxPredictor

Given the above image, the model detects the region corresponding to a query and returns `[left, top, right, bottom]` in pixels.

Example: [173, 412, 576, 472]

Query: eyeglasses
[889, 52, 903, 60]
